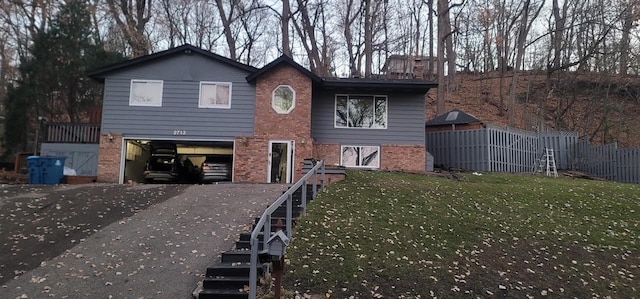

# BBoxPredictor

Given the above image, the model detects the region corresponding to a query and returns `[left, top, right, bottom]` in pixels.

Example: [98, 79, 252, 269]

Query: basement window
[341, 145, 380, 168]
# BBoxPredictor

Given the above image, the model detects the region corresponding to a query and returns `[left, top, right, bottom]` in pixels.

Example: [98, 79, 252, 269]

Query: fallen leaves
[284, 171, 640, 298]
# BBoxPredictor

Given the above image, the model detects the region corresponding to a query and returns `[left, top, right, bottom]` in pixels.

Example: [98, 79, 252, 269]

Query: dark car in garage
[144, 143, 178, 183]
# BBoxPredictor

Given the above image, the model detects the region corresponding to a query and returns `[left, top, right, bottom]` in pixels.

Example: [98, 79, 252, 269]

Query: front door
[268, 140, 294, 183]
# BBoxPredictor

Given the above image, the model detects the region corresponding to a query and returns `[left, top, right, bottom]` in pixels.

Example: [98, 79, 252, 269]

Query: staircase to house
[194, 161, 327, 299]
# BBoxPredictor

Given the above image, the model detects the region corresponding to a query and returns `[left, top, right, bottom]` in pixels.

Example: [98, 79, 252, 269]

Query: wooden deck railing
[44, 123, 101, 144]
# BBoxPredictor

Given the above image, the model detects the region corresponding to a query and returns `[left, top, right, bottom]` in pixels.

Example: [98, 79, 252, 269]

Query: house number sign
[173, 130, 187, 135]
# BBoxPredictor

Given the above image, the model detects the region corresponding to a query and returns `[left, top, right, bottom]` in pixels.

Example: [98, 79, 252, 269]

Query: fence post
[286, 193, 292, 239]
[302, 181, 308, 214]
[249, 237, 258, 299]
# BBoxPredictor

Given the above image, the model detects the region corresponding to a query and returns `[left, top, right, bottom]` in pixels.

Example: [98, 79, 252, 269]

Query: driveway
[0, 183, 286, 298]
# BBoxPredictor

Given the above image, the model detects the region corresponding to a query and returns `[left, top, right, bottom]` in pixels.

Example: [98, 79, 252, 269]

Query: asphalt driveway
[0, 183, 286, 298]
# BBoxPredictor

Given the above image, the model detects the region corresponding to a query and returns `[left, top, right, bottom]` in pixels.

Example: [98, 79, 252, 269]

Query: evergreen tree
[3, 0, 125, 155]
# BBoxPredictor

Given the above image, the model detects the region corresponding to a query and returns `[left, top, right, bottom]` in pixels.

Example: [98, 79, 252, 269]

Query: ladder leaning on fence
[533, 148, 558, 177]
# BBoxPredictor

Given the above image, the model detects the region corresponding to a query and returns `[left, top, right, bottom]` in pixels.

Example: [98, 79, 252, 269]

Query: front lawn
[284, 171, 640, 298]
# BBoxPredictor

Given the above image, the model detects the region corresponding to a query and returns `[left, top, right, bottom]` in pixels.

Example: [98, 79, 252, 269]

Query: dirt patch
[0, 183, 188, 285]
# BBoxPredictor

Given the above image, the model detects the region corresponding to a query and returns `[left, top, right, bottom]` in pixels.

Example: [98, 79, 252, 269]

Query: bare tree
[363, 0, 373, 77]
[436, 0, 463, 114]
[214, 0, 239, 60]
[339, 0, 363, 76]
[618, 0, 637, 75]
[0, 0, 56, 58]
[281, 0, 292, 56]
[436, 0, 448, 114]
[105, 0, 153, 57]
[427, 0, 435, 75]
[507, 0, 544, 126]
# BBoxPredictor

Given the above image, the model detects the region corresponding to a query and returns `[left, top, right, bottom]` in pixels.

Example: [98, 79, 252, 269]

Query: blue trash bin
[41, 156, 67, 184]
[27, 156, 42, 184]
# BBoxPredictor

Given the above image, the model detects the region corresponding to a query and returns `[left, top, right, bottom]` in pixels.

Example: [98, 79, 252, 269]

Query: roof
[88, 44, 437, 92]
[246, 55, 321, 83]
[321, 77, 437, 92]
[426, 109, 482, 126]
[247, 55, 436, 92]
[88, 44, 257, 80]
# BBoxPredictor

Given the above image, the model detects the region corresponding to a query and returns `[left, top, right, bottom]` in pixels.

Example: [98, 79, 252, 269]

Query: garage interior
[123, 140, 234, 183]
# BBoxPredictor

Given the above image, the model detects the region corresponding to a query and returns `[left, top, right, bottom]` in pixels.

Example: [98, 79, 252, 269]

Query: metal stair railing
[248, 160, 325, 299]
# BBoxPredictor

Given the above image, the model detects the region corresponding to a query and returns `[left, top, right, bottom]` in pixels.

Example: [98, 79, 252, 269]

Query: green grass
[284, 171, 640, 298]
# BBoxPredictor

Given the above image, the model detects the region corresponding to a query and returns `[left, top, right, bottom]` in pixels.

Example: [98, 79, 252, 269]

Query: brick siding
[314, 143, 426, 174]
[97, 133, 123, 183]
[234, 64, 313, 183]
[313, 143, 341, 166]
[381, 144, 427, 173]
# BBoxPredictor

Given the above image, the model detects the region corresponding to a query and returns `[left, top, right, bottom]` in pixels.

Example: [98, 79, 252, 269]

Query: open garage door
[122, 140, 234, 184]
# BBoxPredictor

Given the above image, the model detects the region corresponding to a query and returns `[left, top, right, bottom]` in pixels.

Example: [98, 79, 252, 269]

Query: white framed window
[272, 85, 296, 114]
[335, 95, 387, 129]
[129, 80, 163, 107]
[340, 145, 380, 168]
[199, 82, 232, 108]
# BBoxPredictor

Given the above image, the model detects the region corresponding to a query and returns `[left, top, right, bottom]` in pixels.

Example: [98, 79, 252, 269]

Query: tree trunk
[619, 1, 634, 75]
[436, 0, 448, 115]
[281, 0, 292, 57]
[343, 0, 361, 77]
[364, 0, 373, 77]
[443, 3, 456, 91]
[508, 0, 530, 126]
[427, 0, 435, 77]
[293, 0, 325, 74]
[215, 0, 237, 60]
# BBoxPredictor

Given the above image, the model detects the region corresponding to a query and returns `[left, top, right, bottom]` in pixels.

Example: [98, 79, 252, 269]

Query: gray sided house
[89, 44, 437, 184]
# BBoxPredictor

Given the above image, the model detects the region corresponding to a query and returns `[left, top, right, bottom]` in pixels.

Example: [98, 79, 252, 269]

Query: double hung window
[129, 80, 163, 107]
[199, 82, 232, 108]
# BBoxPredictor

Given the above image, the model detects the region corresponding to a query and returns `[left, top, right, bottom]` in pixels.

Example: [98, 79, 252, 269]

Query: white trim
[199, 81, 232, 109]
[333, 94, 388, 129]
[231, 140, 235, 183]
[129, 79, 163, 107]
[272, 85, 296, 114]
[268, 140, 295, 183]
[123, 136, 235, 142]
[118, 136, 126, 184]
[340, 145, 381, 169]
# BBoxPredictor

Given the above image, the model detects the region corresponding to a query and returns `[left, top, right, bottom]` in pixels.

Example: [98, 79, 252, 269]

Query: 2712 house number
[173, 130, 186, 135]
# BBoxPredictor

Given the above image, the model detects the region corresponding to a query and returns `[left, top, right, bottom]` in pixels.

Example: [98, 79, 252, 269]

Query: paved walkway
[1, 183, 286, 299]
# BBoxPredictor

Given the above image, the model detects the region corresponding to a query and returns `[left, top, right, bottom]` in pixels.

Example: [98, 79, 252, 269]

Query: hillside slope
[426, 71, 640, 147]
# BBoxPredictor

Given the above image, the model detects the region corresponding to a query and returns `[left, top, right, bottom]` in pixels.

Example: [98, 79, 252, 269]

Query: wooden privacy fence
[427, 125, 577, 172]
[426, 125, 640, 184]
[575, 141, 640, 183]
